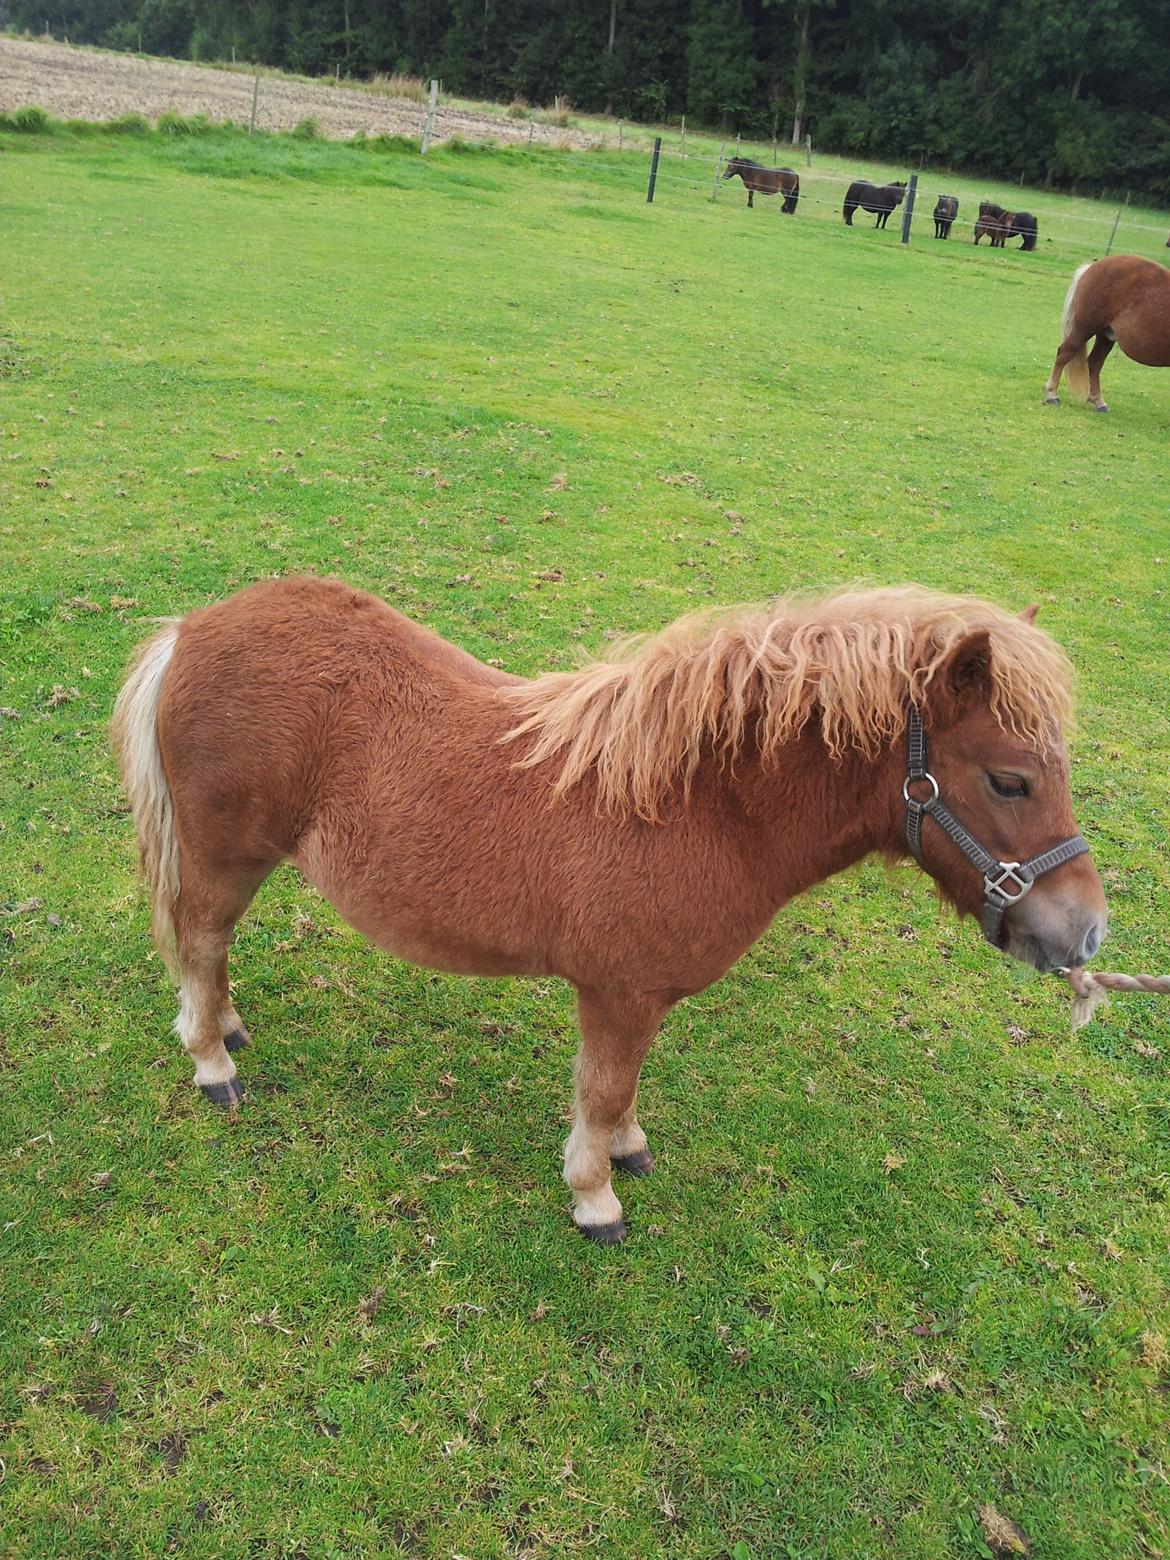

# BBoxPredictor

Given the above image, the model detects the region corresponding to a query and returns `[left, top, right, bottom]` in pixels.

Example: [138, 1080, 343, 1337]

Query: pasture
[2, 122, 1170, 1559]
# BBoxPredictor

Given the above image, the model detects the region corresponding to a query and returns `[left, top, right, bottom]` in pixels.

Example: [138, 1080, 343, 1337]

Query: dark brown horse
[1004, 210, 1038, 250]
[975, 203, 1037, 251]
[722, 156, 799, 213]
[1044, 254, 1170, 411]
[933, 195, 958, 239]
[843, 180, 907, 228]
[114, 581, 1106, 1245]
[974, 201, 1008, 246]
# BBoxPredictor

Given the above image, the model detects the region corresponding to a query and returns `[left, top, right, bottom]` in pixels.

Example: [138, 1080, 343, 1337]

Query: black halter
[903, 707, 1090, 946]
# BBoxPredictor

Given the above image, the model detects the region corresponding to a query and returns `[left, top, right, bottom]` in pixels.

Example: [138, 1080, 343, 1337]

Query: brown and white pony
[113, 580, 1107, 1244]
[722, 157, 799, 213]
[1044, 254, 1170, 411]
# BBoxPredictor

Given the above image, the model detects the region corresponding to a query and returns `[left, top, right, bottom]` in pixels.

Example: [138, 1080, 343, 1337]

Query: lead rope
[1062, 967, 1170, 1031]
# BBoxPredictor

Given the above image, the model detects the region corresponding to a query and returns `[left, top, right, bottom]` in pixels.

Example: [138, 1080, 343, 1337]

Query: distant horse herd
[721, 160, 1039, 251]
[721, 159, 1170, 409]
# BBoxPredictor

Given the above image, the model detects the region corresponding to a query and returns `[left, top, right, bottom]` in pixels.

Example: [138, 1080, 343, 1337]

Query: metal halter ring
[902, 772, 940, 805]
[983, 862, 1034, 904]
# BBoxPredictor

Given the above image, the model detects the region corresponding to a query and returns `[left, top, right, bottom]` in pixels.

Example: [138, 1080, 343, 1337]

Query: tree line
[7, 0, 1170, 200]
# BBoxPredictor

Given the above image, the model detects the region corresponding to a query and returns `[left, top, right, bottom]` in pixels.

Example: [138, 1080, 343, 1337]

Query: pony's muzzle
[1005, 886, 1107, 973]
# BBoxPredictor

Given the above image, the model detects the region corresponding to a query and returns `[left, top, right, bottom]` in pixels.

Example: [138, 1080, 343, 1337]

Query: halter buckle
[983, 862, 1033, 904]
[902, 772, 939, 806]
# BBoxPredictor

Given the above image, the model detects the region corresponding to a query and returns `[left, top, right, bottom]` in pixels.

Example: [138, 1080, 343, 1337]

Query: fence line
[517, 150, 1165, 251]
[47, 63, 1167, 248]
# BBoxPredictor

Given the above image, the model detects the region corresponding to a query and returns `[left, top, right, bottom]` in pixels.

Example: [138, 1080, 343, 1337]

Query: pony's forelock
[499, 587, 1074, 822]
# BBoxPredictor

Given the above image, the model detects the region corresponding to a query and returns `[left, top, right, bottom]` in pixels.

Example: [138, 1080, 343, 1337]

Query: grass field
[2, 122, 1170, 1559]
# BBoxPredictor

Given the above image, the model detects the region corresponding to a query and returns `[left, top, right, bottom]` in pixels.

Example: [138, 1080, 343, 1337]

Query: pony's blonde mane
[500, 586, 1073, 821]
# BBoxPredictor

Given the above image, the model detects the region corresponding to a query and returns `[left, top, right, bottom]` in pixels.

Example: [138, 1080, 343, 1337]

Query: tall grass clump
[156, 111, 213, 136]
[368, 132, 418, 154]
[371, 72, 426, 103]
[538, 95, 573, 128]
[507, 97, 529, 120]
[3, 105, 53, 133]
[292, 117, 320, 140]
[105, 112, 151, 135]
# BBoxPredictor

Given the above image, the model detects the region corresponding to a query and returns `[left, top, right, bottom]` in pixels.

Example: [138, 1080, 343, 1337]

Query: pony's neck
[733, 727, 905, 904]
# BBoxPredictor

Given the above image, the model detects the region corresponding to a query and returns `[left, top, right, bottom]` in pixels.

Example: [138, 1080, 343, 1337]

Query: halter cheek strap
[903, 707, 1090, 946]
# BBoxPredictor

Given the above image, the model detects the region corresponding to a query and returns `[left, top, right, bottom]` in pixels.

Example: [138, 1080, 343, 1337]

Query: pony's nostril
[1079, 921, 1105, 963]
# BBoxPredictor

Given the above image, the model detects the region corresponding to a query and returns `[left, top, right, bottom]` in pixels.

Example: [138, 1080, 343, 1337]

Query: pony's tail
[1062, 263, 1092, 401]
[111, 623, 182, 976]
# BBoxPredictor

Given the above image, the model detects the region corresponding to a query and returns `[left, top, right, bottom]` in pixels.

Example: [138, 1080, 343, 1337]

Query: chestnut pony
[113, 580, 1106, 1244]
[1044, 254, 1170, 412]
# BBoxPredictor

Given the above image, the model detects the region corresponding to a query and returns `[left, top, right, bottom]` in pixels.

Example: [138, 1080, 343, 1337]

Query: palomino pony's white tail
[111, 623, 181, 975]
[1062, 263, 1093, 401]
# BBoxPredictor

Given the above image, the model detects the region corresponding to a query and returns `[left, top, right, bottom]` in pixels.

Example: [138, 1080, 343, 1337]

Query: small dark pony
[1005, 210, 1038, 251]
[932, 195, 958, 239]
[722, 156, 799, 213]
[1044, 254, 1170, 411]
[843, 180, 907, 229]
[974, 202, 1008, 246]
[975, 202, 1037, 251]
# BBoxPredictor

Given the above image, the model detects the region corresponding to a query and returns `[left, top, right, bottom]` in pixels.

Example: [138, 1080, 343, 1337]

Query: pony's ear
[937, 630, 994, 710]
[1019, 604, 1040, 625]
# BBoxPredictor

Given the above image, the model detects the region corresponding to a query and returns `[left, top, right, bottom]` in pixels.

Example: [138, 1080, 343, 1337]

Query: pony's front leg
[610, 1091, 654, 1177]
[563, 988, 667, 1245]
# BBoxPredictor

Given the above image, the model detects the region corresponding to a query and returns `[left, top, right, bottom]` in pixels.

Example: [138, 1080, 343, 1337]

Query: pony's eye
[989, 773, 1029, 799]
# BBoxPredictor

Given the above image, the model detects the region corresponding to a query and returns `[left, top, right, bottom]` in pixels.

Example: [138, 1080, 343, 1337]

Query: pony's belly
[291, 837, 549, 981]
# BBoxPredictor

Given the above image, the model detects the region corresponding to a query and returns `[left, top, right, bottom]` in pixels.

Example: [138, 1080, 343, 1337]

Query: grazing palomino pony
[722, 157, 799, 213]
[1044, 254, 1170, 411]
[114, 580, 1106, 1245]
[843, 180, 907, 229]
[933, 195, 958, 239]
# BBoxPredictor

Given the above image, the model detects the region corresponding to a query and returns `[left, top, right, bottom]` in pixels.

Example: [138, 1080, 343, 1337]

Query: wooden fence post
[646, 136, 662, 203]
[420, 78, 438, 154]
[618, 119, 623, 151]
[680, 116, 686, 157]
[900, 172, 918, 245]
[249, 72, 259, 134]
[711, 140, 725, 201]
[1105, 191, 1130, 256]
[804, 131, 812, 165]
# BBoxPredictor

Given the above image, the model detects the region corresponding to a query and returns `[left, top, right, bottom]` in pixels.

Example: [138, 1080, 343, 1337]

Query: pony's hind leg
[173, 856, 273, 1109]
[1086, 332, 1116, 410]
[563, 989, 667, 1243]
[1044, 336, 1088, 404]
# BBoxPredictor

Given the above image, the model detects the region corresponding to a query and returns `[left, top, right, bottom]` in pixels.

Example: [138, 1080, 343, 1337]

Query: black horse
[722, 157, 800, 214]
[1005, 211, 1038, 251]
[933, 195, 958, 239]
[843, 180, 907, 229]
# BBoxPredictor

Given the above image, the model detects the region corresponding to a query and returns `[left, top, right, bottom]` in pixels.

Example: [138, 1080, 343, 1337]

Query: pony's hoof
[223, 1027, 251, 1053]
[1043, 394, 1060, 405]
[611, 1149, 655, 1177]
[578, 1219, 627, 1246]
[1095, 402, 1109, 413]
[200, 1077, 245, 1111]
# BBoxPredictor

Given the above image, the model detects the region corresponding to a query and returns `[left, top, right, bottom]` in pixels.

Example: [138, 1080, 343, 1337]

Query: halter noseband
[903, 707, 1089, 946]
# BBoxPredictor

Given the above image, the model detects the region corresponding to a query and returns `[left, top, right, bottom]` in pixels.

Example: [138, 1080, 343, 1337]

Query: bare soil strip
[0, 37, 600, 149]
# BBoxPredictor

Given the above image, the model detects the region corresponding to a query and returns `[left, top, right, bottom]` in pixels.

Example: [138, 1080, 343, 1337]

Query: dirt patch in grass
[0, 37, 601, 148]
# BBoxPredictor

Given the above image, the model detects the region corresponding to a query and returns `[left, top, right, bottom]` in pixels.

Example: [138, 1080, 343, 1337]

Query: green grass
[2, 123, 1169, 1560]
